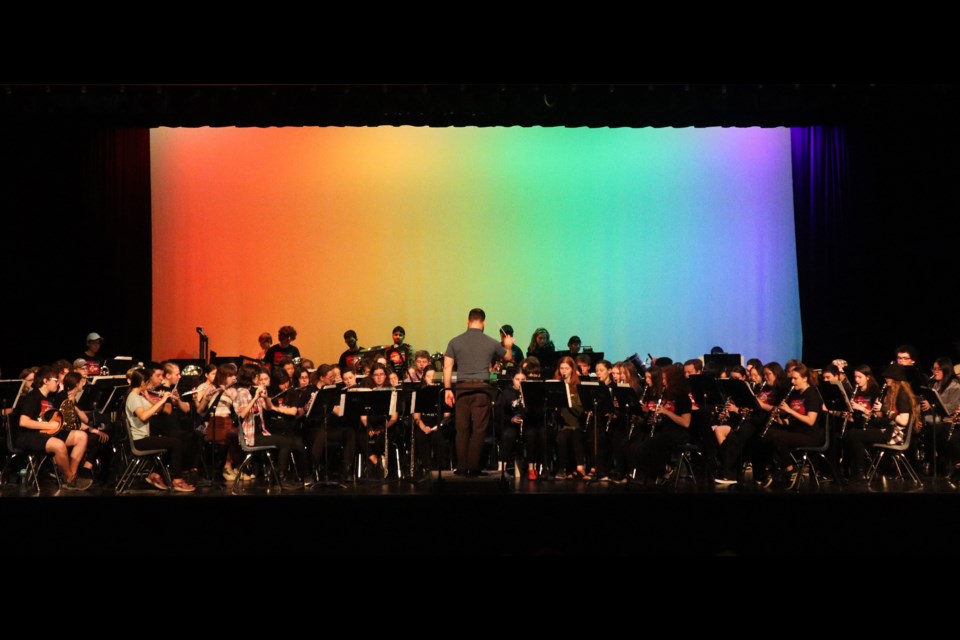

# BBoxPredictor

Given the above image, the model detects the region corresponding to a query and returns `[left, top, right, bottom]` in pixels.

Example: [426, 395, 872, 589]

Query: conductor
[444, 308, 514, 476]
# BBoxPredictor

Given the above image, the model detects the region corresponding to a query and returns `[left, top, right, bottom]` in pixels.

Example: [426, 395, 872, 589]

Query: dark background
[2, 84, 958, 378]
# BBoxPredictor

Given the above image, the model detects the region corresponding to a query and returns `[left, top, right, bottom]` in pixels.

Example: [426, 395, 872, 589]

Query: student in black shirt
[627, 364, 692, 482]
[845, 363, 918, 481]
[338, 329, 363, 373]
[16, 366, 92, 490]
[760, 362, 824, 489]
[264, 325, 300, 371]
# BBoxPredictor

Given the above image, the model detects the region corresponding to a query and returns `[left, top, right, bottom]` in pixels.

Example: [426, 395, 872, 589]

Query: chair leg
[866, 451, 886, 482]
[156, 455, 173, 492]
[898, 453, 924, 487]
[265, 452, 281, 491]
[233, 454, 253, 492]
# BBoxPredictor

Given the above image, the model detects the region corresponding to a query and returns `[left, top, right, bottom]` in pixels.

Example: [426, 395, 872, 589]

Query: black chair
[115, 414, 173, 494]
[232, 433, 282, 493]
[1, 424, 60, 492]
[789, 419, 837, 491]
[866, 418, 923, 488]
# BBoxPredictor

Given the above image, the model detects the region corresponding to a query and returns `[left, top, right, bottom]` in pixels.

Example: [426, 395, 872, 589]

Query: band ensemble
[5, 323, 960, 493]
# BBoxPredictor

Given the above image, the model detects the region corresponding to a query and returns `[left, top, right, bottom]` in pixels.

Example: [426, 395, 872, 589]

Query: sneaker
[714, 477, 738, 486]
[145, 474, 169, 490]
[63, 476, 93, 491]
[172, 480, 196, 493]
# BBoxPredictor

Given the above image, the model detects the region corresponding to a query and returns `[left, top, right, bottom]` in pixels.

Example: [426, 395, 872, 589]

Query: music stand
[918, 386, 952, 484]
[704, 353, 743, 370]
[520, 380, 568, 477]
[411, 384, 444, 482]
[819, 381, 853, 470]
[688, 374, 723, 412]
[307, 385, 350, 489]
[578, 381, 613, 480]
[105, 356, 134, 376]
[0, 380, 25, 432]
[341, 388, 396, 481]
[76, 375, 126, 411]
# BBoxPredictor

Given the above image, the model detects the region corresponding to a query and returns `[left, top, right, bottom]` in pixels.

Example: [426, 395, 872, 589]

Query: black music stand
[919, 386, 951, 483]
[411, 384, 445, 483]
[308, 385, 349, 489]
[613, 385, 643, 441]
[578, 381, 613, 480]
[704, 353, 743, 370]
[395, 383, 419, 481]
[818, 381, 852, 472]
[717, 378, 760, 410]
[105, 356, 134, 376]
[77, 375, 126, 409]
[0, 380, 25, 433]
[341, 388, 396, 481]
[520, 380, 569, 478]
[688, 374, 723, 411]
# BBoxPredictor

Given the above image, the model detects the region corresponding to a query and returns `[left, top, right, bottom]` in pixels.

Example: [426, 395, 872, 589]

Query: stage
[4, 473, 959, 555]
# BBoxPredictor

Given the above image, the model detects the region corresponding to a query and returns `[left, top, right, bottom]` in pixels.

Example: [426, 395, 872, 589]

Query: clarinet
[865, 383, 888, 428]
[762, 384, 795, 438]
[649, 388, 665, 438]
[627, 385, 648, 441]
[946, 403, 960, 442]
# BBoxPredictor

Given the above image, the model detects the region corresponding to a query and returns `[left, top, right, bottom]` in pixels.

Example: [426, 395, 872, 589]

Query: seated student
[16, 366, 92, 490]
[264, 325, 300, 371]
[411, 362, 452, 476]
[255, 332, 272, 362]
[233, 363, 308, 490]
[495, 368, 527, 473]
[304, 365, 357, 480]
[359, 364, 399, 476]
[78, 332, 105, 375]
[386, 326, 412, 377]
[626, 364, 692, 483]
[61, 371, 111, 479]
[125, 369, 196, 492]
[553, 357, 587, 479]
[404, 350, 435, 384]
[150, 362, 201, 473]
[575, 354, 593, 378]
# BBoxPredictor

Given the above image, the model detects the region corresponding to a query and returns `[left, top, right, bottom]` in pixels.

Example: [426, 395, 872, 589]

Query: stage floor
[4, 471, 960, 555]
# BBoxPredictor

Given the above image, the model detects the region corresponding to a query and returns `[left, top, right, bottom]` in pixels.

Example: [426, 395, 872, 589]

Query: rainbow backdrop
[150, 126, 801, 365]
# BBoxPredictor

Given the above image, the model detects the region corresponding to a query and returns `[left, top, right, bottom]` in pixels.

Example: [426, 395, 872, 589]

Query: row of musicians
[129, 356, 960, 487]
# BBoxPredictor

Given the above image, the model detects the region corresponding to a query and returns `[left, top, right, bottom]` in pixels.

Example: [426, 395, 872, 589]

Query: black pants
[414, 422, 450, 471]
[556, 428, 584, 472]
[719, 419, 761, 480]
[309, 425, 357, 476]
[253, 432, 307, 478]
[134, 435, 185, 478]
[760, 427, 824, 472]
[627, 424, 688, 480]
[844, 427, 893, 477]
[455, 385, 492, 473]
[155, 422, 201, 471]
